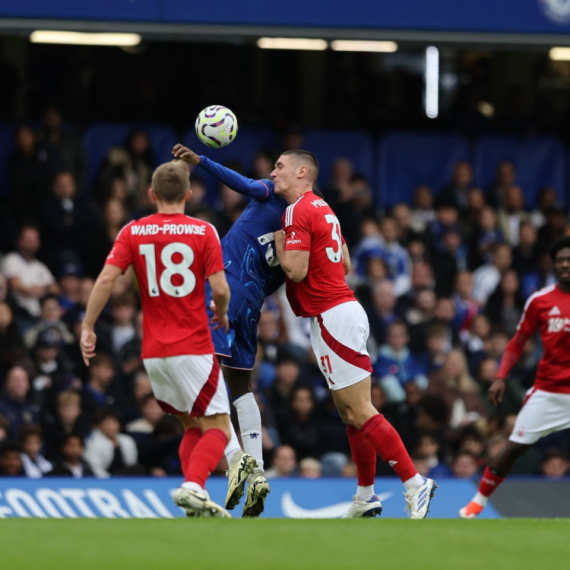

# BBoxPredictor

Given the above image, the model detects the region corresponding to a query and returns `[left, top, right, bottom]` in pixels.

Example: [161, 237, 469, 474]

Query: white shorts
[509, 388, 570, 445]
[309, 301, 373, 391]
[143, 354, 230, 417]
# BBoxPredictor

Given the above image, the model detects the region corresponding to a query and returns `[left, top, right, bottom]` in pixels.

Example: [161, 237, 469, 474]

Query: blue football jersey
[199, 156, 287, 306]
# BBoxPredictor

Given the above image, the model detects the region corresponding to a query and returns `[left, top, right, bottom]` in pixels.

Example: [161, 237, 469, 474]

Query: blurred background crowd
[1, 107, 570, 483]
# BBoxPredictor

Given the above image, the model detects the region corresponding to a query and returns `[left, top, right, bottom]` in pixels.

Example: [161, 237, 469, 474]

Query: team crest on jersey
[547, 316, 570, 332]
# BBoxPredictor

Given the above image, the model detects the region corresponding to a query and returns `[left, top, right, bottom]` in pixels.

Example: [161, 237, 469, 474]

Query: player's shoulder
[524, 284, 558, 310]
[181, 214, 221, 240]
[284, 192, 328, 226]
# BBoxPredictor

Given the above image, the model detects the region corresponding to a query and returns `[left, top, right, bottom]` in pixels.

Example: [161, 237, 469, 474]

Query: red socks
[179, 427, 202, 479]
[360, 414, 417, 483]
[346, 425, 376, 486]
[186, 428, 228, 488]
[478, 466, 505, 497]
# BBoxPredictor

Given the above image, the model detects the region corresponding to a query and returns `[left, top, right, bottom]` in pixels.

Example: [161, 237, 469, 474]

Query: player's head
[272, 150, 319, 199]
[550, 236, 570, 286]
[151, 161, 191, 205]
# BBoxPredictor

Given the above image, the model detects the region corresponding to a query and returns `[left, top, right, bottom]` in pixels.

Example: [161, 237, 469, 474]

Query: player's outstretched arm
[208, 270, 230, 332]
[81, 264, 123, 366]
[172, 143, 272, 200]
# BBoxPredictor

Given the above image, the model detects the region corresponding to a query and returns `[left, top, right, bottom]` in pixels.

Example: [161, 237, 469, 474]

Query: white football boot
[173, 487, 231, 518]
[404, 477, 438, 519]
[342, 495, 383, 518]
[225, 450, 257, 510]
[242, 470, 270, 518]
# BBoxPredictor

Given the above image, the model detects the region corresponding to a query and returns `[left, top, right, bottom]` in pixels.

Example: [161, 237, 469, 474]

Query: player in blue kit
[172, 143, 287, 517]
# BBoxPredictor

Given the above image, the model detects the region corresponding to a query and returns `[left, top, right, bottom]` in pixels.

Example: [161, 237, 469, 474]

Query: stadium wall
[2, 0, 570, 35]
[1, 478, 568, 519]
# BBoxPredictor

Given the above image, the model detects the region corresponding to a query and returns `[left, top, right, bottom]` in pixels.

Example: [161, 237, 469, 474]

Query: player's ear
[184, 189, 192, 203]
[149, 188, 158, 203]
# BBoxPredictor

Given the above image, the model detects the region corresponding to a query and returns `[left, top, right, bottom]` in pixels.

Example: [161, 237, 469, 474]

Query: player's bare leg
[223, 366, 269, 517]
[460, 441, 530, 518]
[173, 413, 232, 518]
[332, 377, 437, 519]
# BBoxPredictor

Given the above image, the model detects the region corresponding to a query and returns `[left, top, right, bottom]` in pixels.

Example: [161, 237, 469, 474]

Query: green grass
[1, 519, 568, 570]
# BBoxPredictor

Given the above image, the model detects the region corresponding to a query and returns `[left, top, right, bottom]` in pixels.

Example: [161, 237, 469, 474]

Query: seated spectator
[48, 434, 94, 478]
[281, 386, 320, 460]
[0, 440, 24, 476]
[373, 321, 428, 403]
[81, 353, 119, 418]
[452, 271, 479, 339]
[137, 415, 183, 477]
[427, 349, 487, 429]
[1, 224, 58, 321]
[497, 185, 530, 246]
[486, 160, 516, 208]
[417, 323, 451, 375]
[0, 366, 39, 439]
[536, 205, 567, 254]
[463, 314, 491, 371]
[540, 449, 570, 479]
[392, 203, 421, 247]
[512, 221, 539, 278]
[468, 206, 504, 269]
[428, 202, 460, 252]
[109, 293, 137, 355]
[530, 187, 558, 228]
[450, 450, 479, 479]
[258, 309, 281, 364]
[265, 353, 301, 432]
[437, 160, 475, 212]
[484, 270, 524, 335]
[265, 445, 297, 478]
[0, 302, 26, 373]
[472, 243, 512, 306]
[411, 451, 430, 477]
[117, 311, 143, 393]
[366, 280, 399, 349]
[405, 288, 436, 331]
[250, 149, 274, 180]
[126, 393, 165, 444]
[464, 188, 486, 232]
[43, 390, 89, 460]
[299, 457, 322, 479]
[57, 264, 82, 313]
[19, 424, 52, 478]
[414, 432, 452, 478]
[433, 227, 468, 297]
[410, 185, 436, 232]
[323, 157, 353, 209]
[24, 294, 74, 349]
[84, 408, 138, 478]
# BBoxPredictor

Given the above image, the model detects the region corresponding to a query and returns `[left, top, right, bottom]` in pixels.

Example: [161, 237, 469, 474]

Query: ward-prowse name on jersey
[130, 223, 207, 236]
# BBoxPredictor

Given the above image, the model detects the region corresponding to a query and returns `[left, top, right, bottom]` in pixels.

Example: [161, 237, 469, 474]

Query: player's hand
[488, 378, 506, 406]
[172, 144, 201, 165]
[80, 328, 97, 366]
[210, 300, 229, 332]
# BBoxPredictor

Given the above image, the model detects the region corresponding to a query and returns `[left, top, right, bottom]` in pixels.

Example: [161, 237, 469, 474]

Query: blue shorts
[206, 284, 260, 370]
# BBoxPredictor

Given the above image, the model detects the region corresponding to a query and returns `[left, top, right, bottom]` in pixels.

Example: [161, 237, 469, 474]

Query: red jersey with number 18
[282, 191, 354, 318]
[105, 213, 224, 359]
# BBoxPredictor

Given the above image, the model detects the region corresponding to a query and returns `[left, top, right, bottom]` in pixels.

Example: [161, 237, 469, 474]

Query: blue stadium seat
[474, 135, 566, 207]
[378, 132, 471, 208]
[183, 126, 277, 199]
[0, 122, 14, 198]
[302, 129, 375, 189]
[82, 123, 178, 191]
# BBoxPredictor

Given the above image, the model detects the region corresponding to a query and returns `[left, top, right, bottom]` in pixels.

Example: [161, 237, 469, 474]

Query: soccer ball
[195, 105, 238, 148]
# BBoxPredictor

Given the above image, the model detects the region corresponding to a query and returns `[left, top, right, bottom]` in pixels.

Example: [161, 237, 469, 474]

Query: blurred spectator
[0, 440, 24, 476]
[512, 221, 539, 277]
[392, 203, 421, 247]
[97, 129, 153, 208]
[57, 264, 83, 312]
[373, 321, 428, 403]
[39, 171, 97, 270]
[324, 158, 353, 209]
[437, 160, 475, 212]
[410, 185, 436, 232]
[472, 243, 512, 306]
[468, 206, 504, 269]
[428, 203, 460, 252]
[81, 353, 119, 417]
[0, 366, 39, 439]
[117, 311, 143, 390]
[19, 424, 52, 478]
[8, 125, 51, 221]
[281, 386, 320, 460]
[35, 108, 87, 190]
[536, 206, 567, 254]
[415, 432, 452, 478]
[377, 217, 412, 297]
[486, 160, 516, 208]
[484, 270, 524, 335]
[48, 434, 94, 477]
[24, 294, 74, 349]
[265, 354, 301, 432]
[299, 457, 322, 479]
[84, 408, 138, 478]
[433, 227, 468, 297]
[137, 415, 183, 476]
[418, 323, 451, 375]
[452, 271, 479, 339]
[0, 302, 26, 373]
[497, 186, 530, 246]
[109, 293, 137, 355]
[366, 280, 399, 348]
[530, 187, 558, 229]
[0, 415, 8, 442]
[126, 393, 165, 444]
[540, 449, 570, 479]
[450, 450, 479, 478]
[464, 188, 486, 231]
[251, 149, 274, 180]
[1, 224, 58, 321]
[265, 445, 297, 478]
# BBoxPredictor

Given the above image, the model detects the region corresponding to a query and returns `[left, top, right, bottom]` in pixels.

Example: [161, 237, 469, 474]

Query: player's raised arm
[172, 144, 272, 200]
[80, 264, 123, 365]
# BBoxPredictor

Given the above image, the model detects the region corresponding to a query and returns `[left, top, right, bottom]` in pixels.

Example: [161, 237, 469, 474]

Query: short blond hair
[151, 161, 190, 204]
[57, 390, 81, 407]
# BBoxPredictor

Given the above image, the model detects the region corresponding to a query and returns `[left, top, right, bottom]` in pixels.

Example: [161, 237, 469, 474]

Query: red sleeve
[105, 223, 133, 272]
[284, 203, 311, 252]
[203, 224, 225, 276]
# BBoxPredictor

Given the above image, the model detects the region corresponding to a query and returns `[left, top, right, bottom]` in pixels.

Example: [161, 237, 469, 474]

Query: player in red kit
[273, 150, 437, 519]
[80, 161, 233, 518]
[460, 236, 570, 518]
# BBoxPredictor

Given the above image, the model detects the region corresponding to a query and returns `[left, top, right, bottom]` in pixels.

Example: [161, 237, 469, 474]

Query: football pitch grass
[1, 519, 568, 570]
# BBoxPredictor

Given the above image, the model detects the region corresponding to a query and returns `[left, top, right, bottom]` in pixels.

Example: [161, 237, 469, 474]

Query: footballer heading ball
[195, 105, 238, 148]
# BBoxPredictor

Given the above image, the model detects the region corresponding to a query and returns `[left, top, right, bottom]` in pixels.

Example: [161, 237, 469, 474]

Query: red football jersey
[105, 213, 224, 359]
[282, 191, 354, 318]
[518, 284, 570, 393]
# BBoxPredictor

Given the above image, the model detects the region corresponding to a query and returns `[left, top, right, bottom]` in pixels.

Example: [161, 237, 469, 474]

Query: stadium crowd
[1, 110, 570, 481]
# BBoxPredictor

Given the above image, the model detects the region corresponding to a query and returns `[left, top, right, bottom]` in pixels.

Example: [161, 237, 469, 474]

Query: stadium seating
[474, 135, 566, 207]
[0, 122, 14, 198]
[378, 131, 471, 208]
[82, 123, 178, 191]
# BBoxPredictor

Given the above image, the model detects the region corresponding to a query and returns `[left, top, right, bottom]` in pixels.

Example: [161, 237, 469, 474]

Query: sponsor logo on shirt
[549, 306, 561, 316]
[287, 231, 302, 245]
[547, 316, 570, 333]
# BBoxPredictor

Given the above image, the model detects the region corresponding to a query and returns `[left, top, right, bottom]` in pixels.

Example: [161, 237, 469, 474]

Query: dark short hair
[93, 407, 122, 426]
[550, 236, 570, 261]
[281, 150, 319, 183]
[19, 424, 42, 442]
[0, 440, 22, 456]
[61, 433, 85, 448]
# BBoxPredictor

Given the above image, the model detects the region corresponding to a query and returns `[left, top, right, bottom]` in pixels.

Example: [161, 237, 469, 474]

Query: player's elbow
[211, 281, 230, 304]
[288, 266, 308, 283]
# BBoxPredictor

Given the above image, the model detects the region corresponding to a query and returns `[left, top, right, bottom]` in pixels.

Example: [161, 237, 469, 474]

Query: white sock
[234, 392, 264, 471]
[472, 492, 488, 507]
[181, 481, 207, 495]
[224, 421, 242, 466]
[403, 473, 425, 491]
[355, 485, 375, 501]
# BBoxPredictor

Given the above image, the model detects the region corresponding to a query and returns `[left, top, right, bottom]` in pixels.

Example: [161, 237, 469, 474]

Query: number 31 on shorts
[320, 355, 333, 374]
